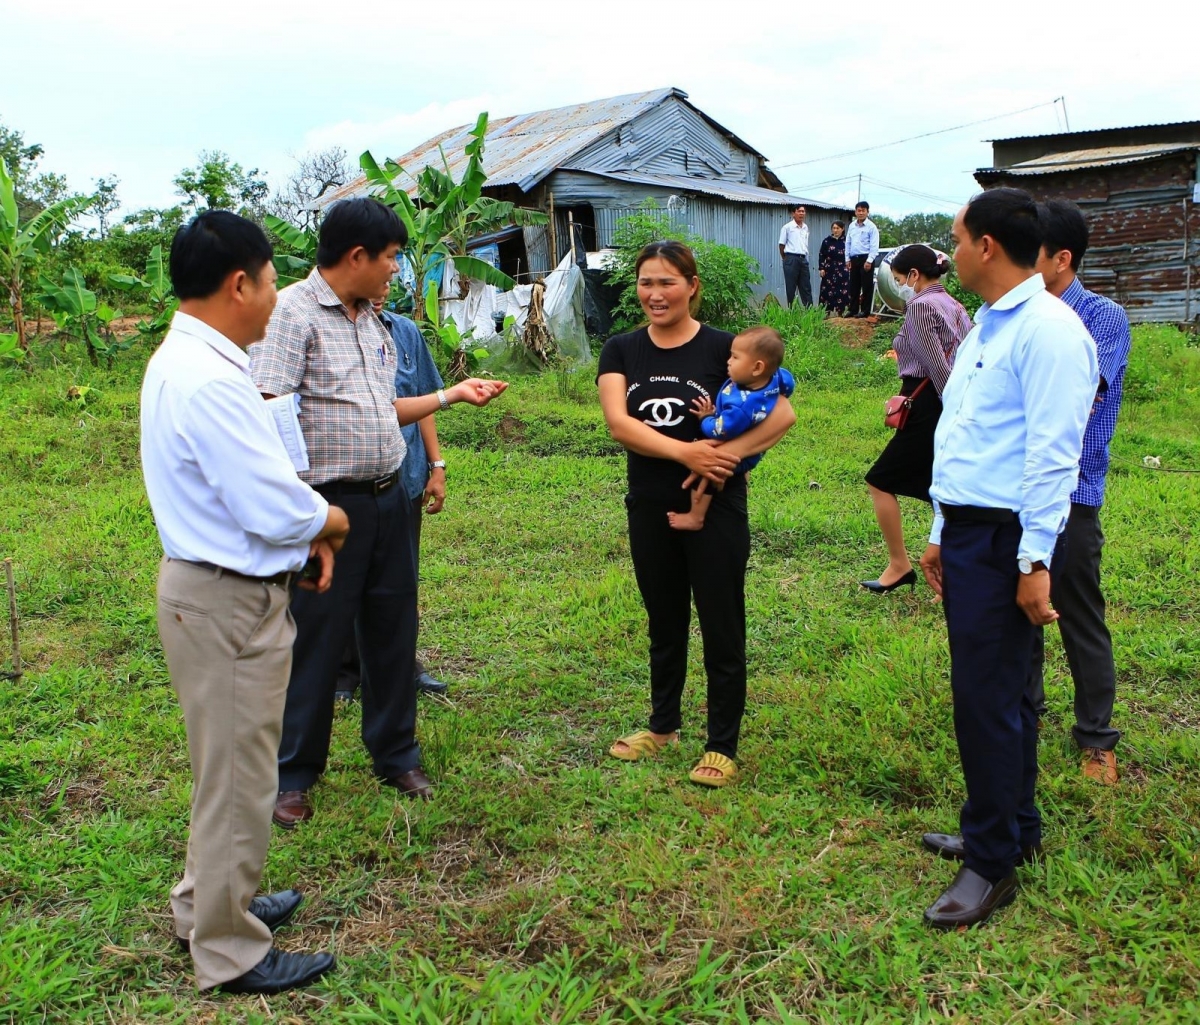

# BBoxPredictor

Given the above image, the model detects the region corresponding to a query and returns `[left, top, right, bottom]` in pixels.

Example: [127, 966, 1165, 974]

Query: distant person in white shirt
[778, 204, 812, 307]
[845, 201, 880, 318]
[140, 211, 349, 996]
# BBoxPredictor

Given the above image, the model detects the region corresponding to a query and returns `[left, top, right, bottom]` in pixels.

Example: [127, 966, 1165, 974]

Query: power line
[774, 98, 1064, 170]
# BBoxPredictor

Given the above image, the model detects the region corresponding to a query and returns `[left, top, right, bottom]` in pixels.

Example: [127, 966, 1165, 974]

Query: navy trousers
[277, 481, 419, 792]
[941, 519, 1064, 882]
[782, 254, 812, 307]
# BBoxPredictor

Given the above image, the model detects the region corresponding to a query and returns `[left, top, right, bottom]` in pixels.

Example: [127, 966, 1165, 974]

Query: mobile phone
[300, 557, 322, 581]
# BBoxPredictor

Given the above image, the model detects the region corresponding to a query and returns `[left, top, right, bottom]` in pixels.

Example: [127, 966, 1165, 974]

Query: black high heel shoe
[859, 569, 917, 594]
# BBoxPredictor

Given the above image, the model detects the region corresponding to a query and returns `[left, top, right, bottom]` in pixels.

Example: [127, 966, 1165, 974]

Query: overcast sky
[4, 0, 1195, 224]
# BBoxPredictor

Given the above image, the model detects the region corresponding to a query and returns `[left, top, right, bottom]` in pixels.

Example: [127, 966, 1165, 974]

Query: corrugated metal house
[326, 87, 849, 304]
[975, 121, 1200, 324]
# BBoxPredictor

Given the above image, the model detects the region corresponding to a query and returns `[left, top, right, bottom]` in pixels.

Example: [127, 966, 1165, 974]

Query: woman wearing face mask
[818, 221, 851, 316]
[861, 244, 972, 593]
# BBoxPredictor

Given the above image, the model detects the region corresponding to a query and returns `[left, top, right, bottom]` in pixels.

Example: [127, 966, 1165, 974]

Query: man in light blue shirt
[917, 188, 1097, 930]
[844, 201, 880, 317]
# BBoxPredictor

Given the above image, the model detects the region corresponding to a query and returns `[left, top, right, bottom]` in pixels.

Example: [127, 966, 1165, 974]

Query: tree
[268, 147, 354, 232]
[174, 151, 269, 219]
[85, 175, 122, 240]
[0, 158, 93, 353]
[360, 112, 547, 318]
[0, 121, 70, 221]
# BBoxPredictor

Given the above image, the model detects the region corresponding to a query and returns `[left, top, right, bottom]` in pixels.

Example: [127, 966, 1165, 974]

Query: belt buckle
[372, 473, 395, 495]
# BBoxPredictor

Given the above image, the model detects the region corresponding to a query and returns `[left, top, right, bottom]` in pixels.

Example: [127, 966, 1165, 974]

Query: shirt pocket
[963, 367, 1014, 422]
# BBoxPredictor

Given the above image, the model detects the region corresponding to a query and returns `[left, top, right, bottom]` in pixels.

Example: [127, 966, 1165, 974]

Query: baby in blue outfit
[669, 325, 795, 531]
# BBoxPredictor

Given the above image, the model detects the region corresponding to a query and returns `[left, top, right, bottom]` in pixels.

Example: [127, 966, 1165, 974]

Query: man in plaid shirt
[251, 198, 505, 824]
[1029, 199, 1131, 786]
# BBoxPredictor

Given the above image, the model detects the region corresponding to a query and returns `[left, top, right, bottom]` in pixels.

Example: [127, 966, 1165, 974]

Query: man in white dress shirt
[778, 204, 812, 307]
[141, 211, 350, 994]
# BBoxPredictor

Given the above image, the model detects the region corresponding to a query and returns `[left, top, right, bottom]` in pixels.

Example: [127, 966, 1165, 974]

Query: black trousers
[941, 518, 1065, 882]
[338, 495, 428, 692]
[847, 255, 873, 315]
[1026, 505, 1120, 750]
[782, 254, 812, 307]
[625, 489, 750, 759]
[277, 482, 419, 792]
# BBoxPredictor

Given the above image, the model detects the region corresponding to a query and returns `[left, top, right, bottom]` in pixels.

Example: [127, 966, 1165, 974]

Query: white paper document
[266, 393, 310, 472]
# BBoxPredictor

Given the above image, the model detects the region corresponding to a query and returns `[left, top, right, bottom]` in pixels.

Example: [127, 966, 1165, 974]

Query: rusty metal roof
[322, 87, 776, 204]
[977, 141, 1200, 177]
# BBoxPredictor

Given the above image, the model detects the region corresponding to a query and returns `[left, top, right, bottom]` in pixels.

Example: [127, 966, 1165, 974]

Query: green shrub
[605, 207, 761, 333]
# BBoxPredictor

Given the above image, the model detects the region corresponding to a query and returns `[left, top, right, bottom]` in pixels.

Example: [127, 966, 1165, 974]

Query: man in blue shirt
[918, 188, 1097, 929]
[844, 201, 880, 318]
[1027, 200, 1130, 786]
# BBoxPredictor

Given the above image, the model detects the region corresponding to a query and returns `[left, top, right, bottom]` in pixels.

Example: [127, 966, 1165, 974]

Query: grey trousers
[1027, 504, 1120, 751]
[157, 557, 295, 989]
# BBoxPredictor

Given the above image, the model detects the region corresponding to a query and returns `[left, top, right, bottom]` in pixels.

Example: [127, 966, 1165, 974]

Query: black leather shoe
[415, 671, 449, 696]
[924, 866, 1017, 930]
[921, 832, 1043, 866]
[214, 947, 335, 995]
[177, 889, 304, 952]
[860, 569, 917, 594]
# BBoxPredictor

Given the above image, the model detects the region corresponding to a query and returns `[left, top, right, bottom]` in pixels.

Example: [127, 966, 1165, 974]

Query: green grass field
[1, 318, 1198, 1023]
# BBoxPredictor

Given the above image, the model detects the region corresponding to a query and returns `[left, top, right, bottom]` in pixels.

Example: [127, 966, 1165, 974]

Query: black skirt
[865, 375, 942, 502]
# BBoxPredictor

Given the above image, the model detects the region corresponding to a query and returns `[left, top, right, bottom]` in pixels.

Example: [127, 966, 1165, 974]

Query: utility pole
[857, 174, 862, 204]
[1059, 96, 1071, 132]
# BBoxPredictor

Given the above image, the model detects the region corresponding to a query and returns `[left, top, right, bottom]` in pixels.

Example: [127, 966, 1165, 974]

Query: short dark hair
[792, 204, 806, 212]
[890, 244, 951, 280]
[962, 188, 1041, 269]
[831, 219, 845, 230]
[170, 210, 273, 301]
[738, 325, 785, 373]
[1038, 199, 1090, 272]
[317, 197, 408, 268]
[855, 201, 870, 211]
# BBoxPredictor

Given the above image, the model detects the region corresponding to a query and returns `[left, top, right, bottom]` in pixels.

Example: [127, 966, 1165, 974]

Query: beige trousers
[156, 557, 295, 990]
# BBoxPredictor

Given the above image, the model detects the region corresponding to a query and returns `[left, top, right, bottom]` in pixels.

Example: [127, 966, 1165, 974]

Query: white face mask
[894, 276, 916, 304]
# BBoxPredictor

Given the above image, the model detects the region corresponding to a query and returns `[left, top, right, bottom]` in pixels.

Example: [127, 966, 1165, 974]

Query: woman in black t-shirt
[597, 241, 795, 787]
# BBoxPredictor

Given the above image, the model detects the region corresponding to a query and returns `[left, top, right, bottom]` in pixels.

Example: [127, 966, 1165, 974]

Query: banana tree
[107, 244, 179, 343]
[37, 266, 123, 367]
[360, 111, 547, 318]
[264, 214, 316, 286]
[0, 158, 93, 353]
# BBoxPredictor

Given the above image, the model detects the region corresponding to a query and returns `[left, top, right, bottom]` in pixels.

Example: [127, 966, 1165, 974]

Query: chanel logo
[639, 396, 686, 427]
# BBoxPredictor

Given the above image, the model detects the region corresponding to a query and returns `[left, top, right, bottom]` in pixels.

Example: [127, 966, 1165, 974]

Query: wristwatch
[428, 459, 446, 473]
[1018, 557, 1047, 575]
[436, 388, 450, 411]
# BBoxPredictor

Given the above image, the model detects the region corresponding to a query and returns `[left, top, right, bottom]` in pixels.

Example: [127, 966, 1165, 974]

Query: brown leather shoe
[273, 790, 313, 828]
[922, 832, 1042, 866]
[384, 767, 434, 801]
[924, 866, 1018, 929]
[1081, 747, 1118, 785]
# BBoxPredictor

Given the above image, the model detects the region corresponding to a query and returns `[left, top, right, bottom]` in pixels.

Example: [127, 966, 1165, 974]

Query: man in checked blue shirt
[1027, 200, 1131, 786]
[917, 188, 1098, 929]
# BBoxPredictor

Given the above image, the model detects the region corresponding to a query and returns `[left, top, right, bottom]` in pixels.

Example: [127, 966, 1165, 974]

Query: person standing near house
[142, 210, 350, 994]
[250, 197, 506, 826]
[818, 220, 851, 316]
[335, 295, 452, 702]
[845, 201, 880, 318]
[778, 204, 812, 308]
[917, 188, 1096, 929]
[1026, 198, 1131, 786]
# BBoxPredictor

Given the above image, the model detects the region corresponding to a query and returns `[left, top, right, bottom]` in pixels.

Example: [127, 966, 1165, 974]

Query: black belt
[182, 560, 296, 588]
[316, 470, 399, 496]
[940, 504, 1017, 524]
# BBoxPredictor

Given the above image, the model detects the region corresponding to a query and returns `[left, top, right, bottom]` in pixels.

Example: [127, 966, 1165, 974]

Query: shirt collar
[975, 273, 1045, 323]
[306, 266, 373, 316]
[169, 311, 249, 371]
[1061, 276, 1086, 306]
